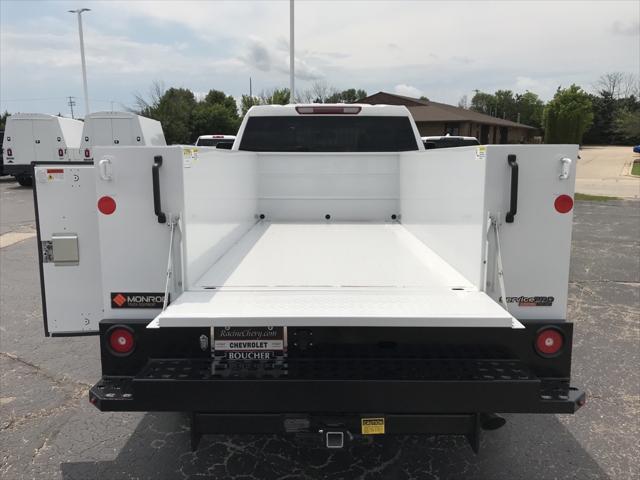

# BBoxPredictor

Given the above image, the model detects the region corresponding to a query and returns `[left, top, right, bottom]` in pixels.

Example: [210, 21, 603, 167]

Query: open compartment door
[34, 163, 103, 336]
[483, 145, 578, 320]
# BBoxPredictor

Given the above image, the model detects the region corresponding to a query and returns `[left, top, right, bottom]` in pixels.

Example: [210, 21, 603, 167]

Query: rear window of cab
[239, 116, 419, 152]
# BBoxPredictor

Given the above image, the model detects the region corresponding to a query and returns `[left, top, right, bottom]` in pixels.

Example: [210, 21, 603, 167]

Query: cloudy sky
[1, 0, 638, 116]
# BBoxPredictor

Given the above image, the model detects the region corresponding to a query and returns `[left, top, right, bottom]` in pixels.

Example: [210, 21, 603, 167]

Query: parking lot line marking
[0, 231, 36, 249]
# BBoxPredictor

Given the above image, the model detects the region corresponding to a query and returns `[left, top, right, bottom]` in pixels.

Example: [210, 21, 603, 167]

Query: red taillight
[84, 148, 91, 158]
[295, 106, 362, 115]
[6, 148, 12, 156]
[97, 196, 116, 215]
[535, 328, 564, 356]
[58, 148, 64, 157]
[108, 327, 135, 355]
[213, 135, 225, 138]
[554, 195, 573, 214]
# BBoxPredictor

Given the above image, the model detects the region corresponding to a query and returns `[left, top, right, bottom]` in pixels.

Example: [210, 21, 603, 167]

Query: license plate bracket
[213, 326, 284, 360]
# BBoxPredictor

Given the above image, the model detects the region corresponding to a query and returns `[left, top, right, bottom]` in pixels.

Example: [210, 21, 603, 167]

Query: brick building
[358, 92, 537, 144]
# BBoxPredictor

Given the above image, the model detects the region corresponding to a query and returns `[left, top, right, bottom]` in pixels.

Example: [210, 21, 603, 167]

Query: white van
[80, 112, 166, 161]
[2, 114, 83, 186]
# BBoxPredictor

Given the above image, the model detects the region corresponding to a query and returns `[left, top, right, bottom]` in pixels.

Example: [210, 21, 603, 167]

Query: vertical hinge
[42, 241, 53, 263]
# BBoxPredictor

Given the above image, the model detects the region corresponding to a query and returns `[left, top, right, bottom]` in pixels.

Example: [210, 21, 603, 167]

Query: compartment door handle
[98, 157, 112, 181]
[152, 155, 167, 224]
[506, 154, 518, 223]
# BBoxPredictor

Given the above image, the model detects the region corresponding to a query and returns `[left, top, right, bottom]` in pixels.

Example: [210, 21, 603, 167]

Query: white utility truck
[2, 113, 83, 186]
[422, 135, 480, 149]
[195, 134, 236, 147]
[80, 111, 166, 161]
[33, 104, 583, 452]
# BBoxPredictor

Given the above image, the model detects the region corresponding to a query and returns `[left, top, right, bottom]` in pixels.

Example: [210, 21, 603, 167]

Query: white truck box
[80, 111, 166, 161]
[33, 104, 584, 452]
[2, 114, 83, 185]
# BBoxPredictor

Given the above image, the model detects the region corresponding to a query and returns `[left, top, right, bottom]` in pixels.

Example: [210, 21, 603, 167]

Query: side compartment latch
[559, 157, 572, 180]
[42, 234, 80, 266]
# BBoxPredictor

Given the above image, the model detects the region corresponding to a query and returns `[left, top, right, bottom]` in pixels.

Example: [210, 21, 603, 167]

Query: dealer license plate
[213, 326, 284, 360]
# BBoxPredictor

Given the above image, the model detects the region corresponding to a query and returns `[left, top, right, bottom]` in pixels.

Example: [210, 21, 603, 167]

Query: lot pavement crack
[0, 351, 92, 389]
[0, 383, 86, 433]
[31, 425, 61, 463]
[1, 351, 91, 433]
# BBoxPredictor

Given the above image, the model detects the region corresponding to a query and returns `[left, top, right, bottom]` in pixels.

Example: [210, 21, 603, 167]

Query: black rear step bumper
[91, 321, 584, 452]
[89, 357, 585, 414]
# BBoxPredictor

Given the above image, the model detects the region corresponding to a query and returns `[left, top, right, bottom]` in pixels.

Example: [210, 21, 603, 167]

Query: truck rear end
[33, 105, 583, 452]
[2, 114, 83, 186]
[80, 111, 166, 161]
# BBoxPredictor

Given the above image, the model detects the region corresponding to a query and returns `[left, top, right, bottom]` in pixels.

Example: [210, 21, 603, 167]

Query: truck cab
[234, 104, 424, 151]
[33, 104, 583, 452]
[422, 135, 480, 149]
[195, 134, 236, 147]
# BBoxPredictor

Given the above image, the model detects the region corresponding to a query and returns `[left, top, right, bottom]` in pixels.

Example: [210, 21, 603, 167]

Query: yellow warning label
[183, 148, 199, 168]
[476, 145, 487, 160]
[46, 168, 65, 182]
[361, 417, 385, 435]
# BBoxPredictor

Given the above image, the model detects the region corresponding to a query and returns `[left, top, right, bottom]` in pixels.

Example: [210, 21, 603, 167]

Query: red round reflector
[109, 328, 134, 354]
[98, 196, 116, 215]
[536, 328, 564, 356]
[84, 148, 91, 158]
[554, 195, 573, 214]
[7, 148, 12, 156]
[58, 148, 64, 157]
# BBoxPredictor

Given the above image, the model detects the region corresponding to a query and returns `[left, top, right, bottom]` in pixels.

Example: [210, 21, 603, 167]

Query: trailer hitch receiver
[325, 431, 345, 449]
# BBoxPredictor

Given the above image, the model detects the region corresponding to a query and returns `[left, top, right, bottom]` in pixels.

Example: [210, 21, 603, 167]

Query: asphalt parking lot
[1, 176, 638, 480]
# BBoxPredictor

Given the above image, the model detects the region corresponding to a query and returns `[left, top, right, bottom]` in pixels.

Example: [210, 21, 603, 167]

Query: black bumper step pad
[140, 357, 535, 381]
[89, 358, 584, 414]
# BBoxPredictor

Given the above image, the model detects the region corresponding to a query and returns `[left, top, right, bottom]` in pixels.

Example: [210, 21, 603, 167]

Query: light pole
[289, 0, 295, 103]
[69, 8, 91, 117]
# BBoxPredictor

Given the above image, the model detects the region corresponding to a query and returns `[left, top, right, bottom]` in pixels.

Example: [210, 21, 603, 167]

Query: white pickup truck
[33, 104, 583, 452]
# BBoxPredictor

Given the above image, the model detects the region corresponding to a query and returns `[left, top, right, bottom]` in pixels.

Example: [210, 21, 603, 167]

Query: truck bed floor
[155, 222, 519, 328]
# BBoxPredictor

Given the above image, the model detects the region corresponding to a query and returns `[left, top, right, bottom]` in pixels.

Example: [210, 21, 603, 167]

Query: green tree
[191, 103, 240, 139]
[543, 85, 594, 144]
[269, 88, 290, 105]
[354, 89, 368, 102]
[191, 89, 241, 138]
[470, 90, 496, 115]
[152, 88, 198, 144]
[471, 89, 543, 127]
[514, 91, 544, 128]
[582, 92, 617, 144]
[614, 108, 640, 144]
[248, 88, 291, 107]
[0, 111, 10, 130]
[493, 90, 516, 119]
[241, 95, 261, 116]
[325, 88, 368, 103]
[203, 90, 238, 114]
